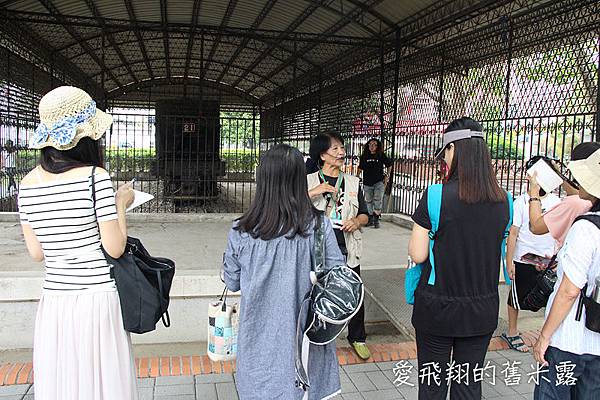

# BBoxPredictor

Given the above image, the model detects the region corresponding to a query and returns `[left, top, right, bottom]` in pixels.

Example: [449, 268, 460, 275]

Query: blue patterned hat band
[33, 101, 96, 148]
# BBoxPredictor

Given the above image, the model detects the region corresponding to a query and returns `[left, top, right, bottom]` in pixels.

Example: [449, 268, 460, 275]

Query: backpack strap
[425, 184, 443, 285]
[574, 214, 600, 229]
[573, 214, 600, 322]
[90, 166, 97, 214]
[501, 191, 514, 285]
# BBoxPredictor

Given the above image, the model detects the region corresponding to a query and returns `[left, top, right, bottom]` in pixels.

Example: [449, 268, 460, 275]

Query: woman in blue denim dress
[223, 144, 345, 400]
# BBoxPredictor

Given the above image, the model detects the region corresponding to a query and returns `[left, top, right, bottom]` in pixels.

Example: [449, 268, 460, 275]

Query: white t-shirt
[546, 212, 600, 356]
[512, 193, 560, 263]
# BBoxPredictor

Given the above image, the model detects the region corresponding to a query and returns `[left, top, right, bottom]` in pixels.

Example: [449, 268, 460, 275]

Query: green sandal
[501, 333, 529, 353]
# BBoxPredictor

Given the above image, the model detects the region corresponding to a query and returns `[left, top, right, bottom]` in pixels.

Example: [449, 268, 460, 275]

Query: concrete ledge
[0, 271, 231, 302]
[1, 212, 414, 225]
[0, 212, 18, 223]
[0, 269, 389, 348]
[381, 213, 413, 229]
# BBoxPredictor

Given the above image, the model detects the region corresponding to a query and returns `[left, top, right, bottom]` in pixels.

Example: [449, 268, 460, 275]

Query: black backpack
[91, 167, 175, 334]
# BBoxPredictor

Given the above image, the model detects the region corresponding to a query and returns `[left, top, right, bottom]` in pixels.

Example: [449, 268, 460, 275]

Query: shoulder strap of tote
[90, 165, 97, 217]
[501, 191, 514, 285]
[425, 184, 443, 285]
[311, 213, 326, 279]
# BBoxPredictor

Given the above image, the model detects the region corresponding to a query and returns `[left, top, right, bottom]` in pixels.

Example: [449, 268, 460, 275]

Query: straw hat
[31, 86, 113, 150]
[569, 148, 600, 199]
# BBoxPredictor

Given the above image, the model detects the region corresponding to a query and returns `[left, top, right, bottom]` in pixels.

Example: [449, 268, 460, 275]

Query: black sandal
[501, 333, 529, 353]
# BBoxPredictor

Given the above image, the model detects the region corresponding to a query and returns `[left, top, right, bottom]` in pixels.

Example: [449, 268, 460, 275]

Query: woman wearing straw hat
[533, 144, 600, 399]
[17, 86, 137, 400]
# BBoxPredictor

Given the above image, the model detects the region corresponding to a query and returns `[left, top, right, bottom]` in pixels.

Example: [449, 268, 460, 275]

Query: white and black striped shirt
[18, 171, 118, 292]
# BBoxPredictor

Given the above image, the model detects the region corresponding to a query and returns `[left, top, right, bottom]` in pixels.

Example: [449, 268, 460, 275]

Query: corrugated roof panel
[52, 0, 93, 18]
[258, 0, 308, 31]
[5, 0, 46, 13]
[197, 0, 228, 27]
[295, 7, 340, 35]
[164, 0, 196, 24]
[223, 0, 263, 29]
[131, 0, 162, 23]
[4, 0, 27, 10]
[375, 0, 439, 26]
[95, 1, 129, 20]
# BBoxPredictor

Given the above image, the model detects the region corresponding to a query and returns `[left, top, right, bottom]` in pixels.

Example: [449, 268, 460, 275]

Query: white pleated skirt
[33, 289, 138, 400]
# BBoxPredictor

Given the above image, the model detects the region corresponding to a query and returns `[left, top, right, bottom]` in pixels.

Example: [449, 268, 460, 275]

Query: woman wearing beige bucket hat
[17, 86, 137, 400]
[532, 144, 600, 399]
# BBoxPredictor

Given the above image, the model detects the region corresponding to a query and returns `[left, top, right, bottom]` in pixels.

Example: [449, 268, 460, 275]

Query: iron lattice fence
[0, 0, 598, 214]
[261, 3, 599, 215]
[0, 107, 260, 213]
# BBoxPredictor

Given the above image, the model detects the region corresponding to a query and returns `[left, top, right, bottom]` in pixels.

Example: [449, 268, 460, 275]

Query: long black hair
[40, 137, 104, 174]
[236, 144, 320, 240]
[361, 138, 383, 159]
[445, 117, 506, 204]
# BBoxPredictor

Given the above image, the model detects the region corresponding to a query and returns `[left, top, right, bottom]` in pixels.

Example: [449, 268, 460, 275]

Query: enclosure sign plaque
[183, 122, 196, 134]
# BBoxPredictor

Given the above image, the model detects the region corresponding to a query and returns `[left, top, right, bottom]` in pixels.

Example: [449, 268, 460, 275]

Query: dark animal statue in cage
[154, 100, 226, 203]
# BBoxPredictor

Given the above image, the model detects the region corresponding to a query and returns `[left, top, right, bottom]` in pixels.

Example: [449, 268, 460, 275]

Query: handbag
[207, 287, 239, 362]
[521, 262, 558, 312]
[91, 167, 175, 334]
[295, 214, 364, 396]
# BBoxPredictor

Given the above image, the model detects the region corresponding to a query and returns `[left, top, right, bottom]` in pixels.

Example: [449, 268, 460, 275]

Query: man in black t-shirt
[358, 139, 392, 228]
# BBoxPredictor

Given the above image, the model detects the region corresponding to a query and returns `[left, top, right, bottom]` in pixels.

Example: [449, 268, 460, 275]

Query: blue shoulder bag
[405, 185, 513, 305]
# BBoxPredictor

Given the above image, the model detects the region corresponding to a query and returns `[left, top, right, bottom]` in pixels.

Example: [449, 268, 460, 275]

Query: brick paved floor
[0, 348, 541, 400]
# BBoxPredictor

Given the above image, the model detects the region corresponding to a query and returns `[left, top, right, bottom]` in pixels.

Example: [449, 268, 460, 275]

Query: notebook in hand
[526, 158, 563, 193]
[126, 190, 154, 212]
